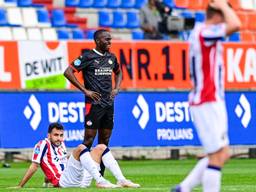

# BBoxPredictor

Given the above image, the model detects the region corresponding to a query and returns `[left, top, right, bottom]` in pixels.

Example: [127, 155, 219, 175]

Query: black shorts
[85, 104, 114, 130]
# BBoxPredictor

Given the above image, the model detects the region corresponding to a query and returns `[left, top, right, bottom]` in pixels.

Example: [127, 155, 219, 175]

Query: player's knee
[72, 144, 88, 160]
[76, 144, 87, 153]
[222, 150, 230, 163]
[221, 146, 230, 163]
[216, 149, 230, 165]
[95, 144, 107, 153]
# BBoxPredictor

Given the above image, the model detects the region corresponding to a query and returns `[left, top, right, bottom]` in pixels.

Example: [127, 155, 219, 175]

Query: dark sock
[100, 161, 106, 176]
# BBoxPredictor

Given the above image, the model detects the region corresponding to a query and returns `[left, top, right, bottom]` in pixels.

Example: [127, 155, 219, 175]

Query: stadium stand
[229, 32, 240, 41]
[78, 0, 93, 8]
[65, 0, 79, 7]
[27, 27, 42, 40]
[72, 28, 85, 39]
[0, 8, 9, 26]
[0, 26, 12, 39]
[12, 27, 27, 40]
[107, 0, 121, 9]
[57, 28, 70, 39]
[120, 0, 135, 9]
[0, 0, 254, 41]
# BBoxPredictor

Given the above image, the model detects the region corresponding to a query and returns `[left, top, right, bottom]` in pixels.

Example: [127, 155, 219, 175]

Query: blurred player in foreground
[172, 0, 241, 192]
[13, 123, 140, 189]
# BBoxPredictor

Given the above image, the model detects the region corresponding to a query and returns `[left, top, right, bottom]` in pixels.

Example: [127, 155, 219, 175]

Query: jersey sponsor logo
[108, 59, 113, 65]
[86, 120, 92, 126]
[94, 59, 100, 64]
[74, 59, 81, 66]
[34, 146, 40, 154]
[94, 67, 112, 75]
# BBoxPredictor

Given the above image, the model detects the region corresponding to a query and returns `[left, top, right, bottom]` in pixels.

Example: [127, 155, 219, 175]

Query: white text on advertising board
[227, 48, 256, 82]
[48, 102, 85, 123]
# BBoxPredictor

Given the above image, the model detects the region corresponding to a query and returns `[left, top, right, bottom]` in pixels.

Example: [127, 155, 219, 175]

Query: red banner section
[0, 41, 255, 90]
[0, 42, 20, 89]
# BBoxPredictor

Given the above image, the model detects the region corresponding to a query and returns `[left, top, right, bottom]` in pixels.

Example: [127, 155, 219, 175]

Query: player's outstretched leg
[101, 147, 140, 188]
[170, 157, 209, 192]
[74, 144, 118, 188]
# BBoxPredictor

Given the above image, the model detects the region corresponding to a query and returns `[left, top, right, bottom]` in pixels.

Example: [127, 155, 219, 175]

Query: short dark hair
[206, 5, 223, 19]
[48, 122, 64, 133]
[206, 2, 232, 19]
[93, 29, 109, 42]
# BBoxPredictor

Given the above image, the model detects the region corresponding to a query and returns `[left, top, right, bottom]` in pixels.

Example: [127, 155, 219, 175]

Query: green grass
[0, 159, 256, 192]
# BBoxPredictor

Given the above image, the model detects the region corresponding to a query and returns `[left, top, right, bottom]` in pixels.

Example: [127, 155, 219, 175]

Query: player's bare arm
[14, 162, 39, 188]
[64, 66, 101, 101]
[210, 0, 241, 35]
[110, 70, 122, 99]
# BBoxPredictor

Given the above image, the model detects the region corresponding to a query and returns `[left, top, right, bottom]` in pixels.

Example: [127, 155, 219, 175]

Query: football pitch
[0, 159, 256, 192]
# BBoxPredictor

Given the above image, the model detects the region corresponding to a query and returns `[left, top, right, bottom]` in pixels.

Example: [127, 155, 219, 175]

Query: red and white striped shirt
[188, 23, 227, 105]
[32, 138, 67, 187]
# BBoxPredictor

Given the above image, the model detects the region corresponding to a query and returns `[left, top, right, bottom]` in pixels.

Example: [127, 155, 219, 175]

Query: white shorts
[59, 155, 93, 188]
[190, 101, 229, 154]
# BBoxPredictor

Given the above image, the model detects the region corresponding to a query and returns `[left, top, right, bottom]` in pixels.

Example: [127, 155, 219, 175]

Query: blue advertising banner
[0, 91, 255, 148]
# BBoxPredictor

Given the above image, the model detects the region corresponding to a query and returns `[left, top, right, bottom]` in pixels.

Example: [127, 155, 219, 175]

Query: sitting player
[13, 122, 140, 189]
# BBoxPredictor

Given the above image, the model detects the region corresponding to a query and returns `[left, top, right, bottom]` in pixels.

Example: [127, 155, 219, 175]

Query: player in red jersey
[13, 123, 140, 189]
[172, 0, 241, 191]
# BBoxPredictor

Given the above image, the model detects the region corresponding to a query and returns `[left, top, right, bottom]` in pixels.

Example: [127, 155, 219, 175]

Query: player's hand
[110, 89, 119, 99]
[210, 0, 228, 9]
[85, 90, 101, 102]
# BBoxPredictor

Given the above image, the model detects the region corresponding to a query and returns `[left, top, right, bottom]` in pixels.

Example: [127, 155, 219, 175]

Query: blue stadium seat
[65, 0, 79, 7]
[132, 29, 144, 40]
[51, 9, 66, 27]
[86, 29, 96, 39]
[229, 32, 240, 42]
[99, 10, 112, 27]
[112, 10, 126, 28]
[134, 0, 147, 9]
[179, 31, 190, 41]
[37, 9, 50, 23]
[180, 11, 194, 18]
[78, 0, 93, 8]
[4, 0, 17, 3]
[163, 0, 175, 8]
[72, 28, 85, 39]
[17, 0, 43, 7]
[51, 9, 77, 28]
[107, 0, 121, 9]
[57, 29, 70, 39]
[120, 0, 135, 8]
[0, 9, 9, 26]
[0, 8, 20, 26]
[126, 11, 140, 28]
[93, 0, 107, 8]
[195, 11, 205, 23]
